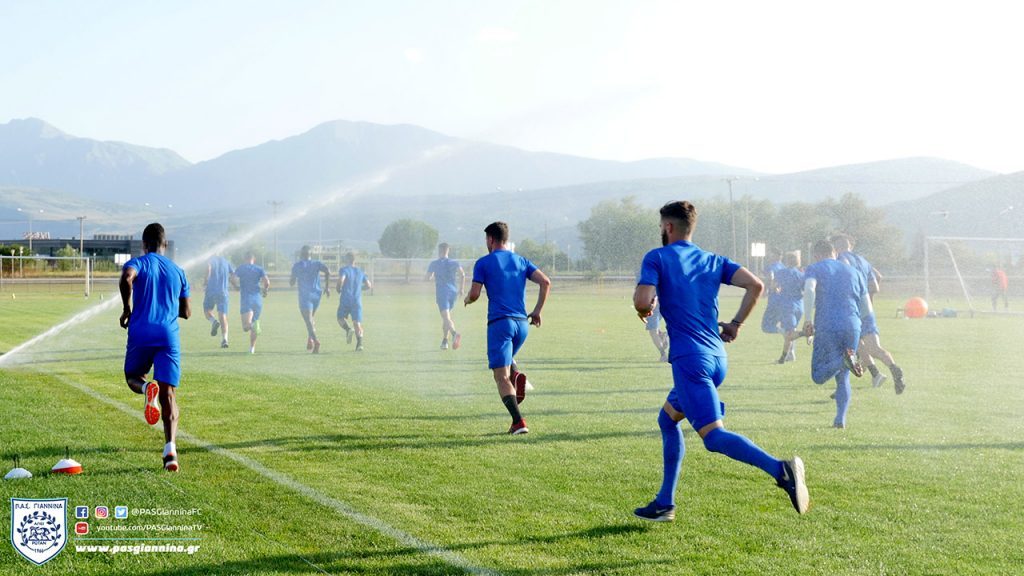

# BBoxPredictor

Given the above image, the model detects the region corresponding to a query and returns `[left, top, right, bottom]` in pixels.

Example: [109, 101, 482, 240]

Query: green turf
[1, 282, 1023, 575]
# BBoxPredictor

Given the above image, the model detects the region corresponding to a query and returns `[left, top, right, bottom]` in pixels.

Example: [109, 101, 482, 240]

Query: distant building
[0, 235, 176, 260]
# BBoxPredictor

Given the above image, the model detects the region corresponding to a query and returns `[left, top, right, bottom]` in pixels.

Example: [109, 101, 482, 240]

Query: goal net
[0, 255, 94, 297]
[924, 236, 1024, 315]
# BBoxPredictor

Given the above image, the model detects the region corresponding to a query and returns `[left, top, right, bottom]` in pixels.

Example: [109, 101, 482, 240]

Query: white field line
[64, 379, 497, 576]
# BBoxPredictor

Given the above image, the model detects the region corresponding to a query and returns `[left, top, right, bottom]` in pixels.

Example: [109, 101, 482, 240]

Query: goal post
[0, 255, 93, 297]
[924, 236, 1024, 315]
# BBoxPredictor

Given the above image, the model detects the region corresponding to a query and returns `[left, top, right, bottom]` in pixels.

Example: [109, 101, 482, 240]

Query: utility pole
[723, 177, 739, 261]
[268, 200, 283, 269]
[77, 216, 86, 257]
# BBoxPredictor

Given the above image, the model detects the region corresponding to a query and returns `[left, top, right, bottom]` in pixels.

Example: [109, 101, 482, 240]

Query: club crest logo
[10, 498, 67, 565]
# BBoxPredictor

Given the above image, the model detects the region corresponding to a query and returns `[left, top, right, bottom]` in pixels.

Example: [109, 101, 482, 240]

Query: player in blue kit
[119, 223, 191, 472]
[204, 253, 234, 348]
[832, 234, 906, 394]
[337, 252, 372, 351]
[464, 222, 551, 435]
[774, 251, 808, 364]
[760, 248, 786, 334]
[803, 239, 873, 428]
[426, 243, 466, 350]
[290, 245, 330, 353]
[632, 201, 808, 521]
[232, 252, 270, 355]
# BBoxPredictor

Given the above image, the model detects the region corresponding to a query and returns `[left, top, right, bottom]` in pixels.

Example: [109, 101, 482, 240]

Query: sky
[2, 0, 1023, 174]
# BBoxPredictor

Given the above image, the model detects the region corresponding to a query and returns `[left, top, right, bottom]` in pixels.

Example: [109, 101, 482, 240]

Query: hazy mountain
[0, 118, 191, 202]
[884, 171, 1024, 241]
[153, 120, 758, 208]
[0, 186, 160, 241]
[741, 157, 998, 206]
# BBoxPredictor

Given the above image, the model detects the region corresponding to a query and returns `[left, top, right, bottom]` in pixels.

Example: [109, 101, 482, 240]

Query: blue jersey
[124, 253, 190, 348]
[235, 263, 266, 298]
[338, 265, 366, 304]
[804, 258, 868, 332]
[638, 241, 740, 359]
[206, 256, 233, 295]
[775, 267, 805, 304]
[472, 249, 539, 322]
[838, 251, 876, 292]
[292, 259, 328, 297]
[428, 258, 462, 294]
[766, 260, 785, 281]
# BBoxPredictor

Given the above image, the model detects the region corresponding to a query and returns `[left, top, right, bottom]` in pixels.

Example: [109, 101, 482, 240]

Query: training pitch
[1, 283, 1022, 575]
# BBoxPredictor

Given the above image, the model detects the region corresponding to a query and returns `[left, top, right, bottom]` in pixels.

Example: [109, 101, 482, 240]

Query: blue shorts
[124, 342, 181, 387]
[860, 313, 878, 336]
[240, 294, 263, 321]
[436, 289, 458, 311]
[777, 302, 803, 332]
[337, 300, 363, 322]
[487, 317, 529, 369]
[811, 328, 860, 384]
[666, 354, 727, 431]
[298, 292, 321, 312]
[203, 292, 229, 314]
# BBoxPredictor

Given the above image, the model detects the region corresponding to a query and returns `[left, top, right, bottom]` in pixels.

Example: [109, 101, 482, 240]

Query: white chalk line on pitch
[64, 379, 499, 576]
[93, 443, 333, 576]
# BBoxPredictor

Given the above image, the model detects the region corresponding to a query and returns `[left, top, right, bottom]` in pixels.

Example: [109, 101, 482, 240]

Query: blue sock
[703, 427, 784, 480]
[834, 371, 851, 427]
[655, 409, 684, 507]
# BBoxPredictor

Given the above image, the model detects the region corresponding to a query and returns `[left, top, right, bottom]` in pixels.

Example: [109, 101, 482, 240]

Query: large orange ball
[904, 297, 928, 318]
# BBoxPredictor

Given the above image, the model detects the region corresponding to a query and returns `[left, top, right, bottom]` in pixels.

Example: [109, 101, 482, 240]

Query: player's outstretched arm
[179, 297, 192, 320]
[119, 267, 136, 329]
[720, 267, 763, 343]
[528, 269, 551, 326]
[261, 275, 271, 297]
[323, 270, 331, 297]
[362, 276, 372, 291]
[458, 267, 466, 295]
[464, 282, 483, 306]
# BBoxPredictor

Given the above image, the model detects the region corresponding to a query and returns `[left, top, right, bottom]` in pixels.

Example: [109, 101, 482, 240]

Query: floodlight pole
[724, 177, 739, 261]
[77, 216, 86, 257]
[268, 200, 284, 268]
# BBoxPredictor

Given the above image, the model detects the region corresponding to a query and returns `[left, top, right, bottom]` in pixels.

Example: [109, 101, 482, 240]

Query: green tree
[516, 239, 569, 273]
[578, 197, 658, 272]
[55, 243, 79, 271]
[378, 219, 439, 258]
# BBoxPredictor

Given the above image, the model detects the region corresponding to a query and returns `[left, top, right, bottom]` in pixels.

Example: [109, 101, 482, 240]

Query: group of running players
[118, 202, 903, 521]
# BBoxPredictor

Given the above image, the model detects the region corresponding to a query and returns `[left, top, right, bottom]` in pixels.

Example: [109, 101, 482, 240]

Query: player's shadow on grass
[346, 406, 656, 422]
[811, 442, 1024, 452]
[135, 525, 663, 576]
[434, 387, 666, 399]
[193, 429, 651, 453]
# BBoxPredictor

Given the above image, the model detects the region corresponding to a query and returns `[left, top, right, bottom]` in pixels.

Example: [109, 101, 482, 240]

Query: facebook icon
[75, 506, 89, 519]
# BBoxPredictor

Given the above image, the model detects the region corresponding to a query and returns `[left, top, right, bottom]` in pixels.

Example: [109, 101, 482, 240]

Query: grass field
[1, 282, 1023, 575]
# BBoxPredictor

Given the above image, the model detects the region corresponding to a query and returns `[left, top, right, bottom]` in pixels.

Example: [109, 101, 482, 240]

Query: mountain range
[0, 117, 1012, 254]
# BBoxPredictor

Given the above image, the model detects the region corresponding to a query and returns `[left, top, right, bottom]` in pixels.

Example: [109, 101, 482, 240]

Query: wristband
[730, 319, 743, 327]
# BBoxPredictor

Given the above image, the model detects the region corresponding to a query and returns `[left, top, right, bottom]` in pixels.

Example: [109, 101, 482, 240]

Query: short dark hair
[659, 201, 698, 236]
[813, 239, 835, 258]
[142, 223, 165, 252]
[344, 251, 356, 265]
[484, 222, 509, 243]
[438, 242, 450, 253]
[244, 250, 256, 260]
[829, 233, 854, 249]
[300, 245, 311, 259]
